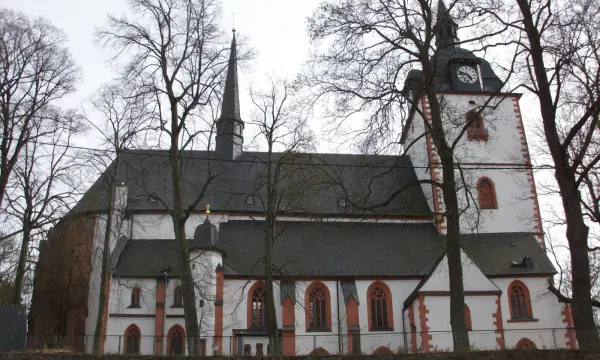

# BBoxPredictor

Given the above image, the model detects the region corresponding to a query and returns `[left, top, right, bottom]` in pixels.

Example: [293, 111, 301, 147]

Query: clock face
[457, 66, 478, 84]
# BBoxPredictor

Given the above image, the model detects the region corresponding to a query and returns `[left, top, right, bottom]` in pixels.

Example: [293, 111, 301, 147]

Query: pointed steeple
[216, 29, 244, 160]
[433, 0, 458, 48]
[220, 31, 241, 121]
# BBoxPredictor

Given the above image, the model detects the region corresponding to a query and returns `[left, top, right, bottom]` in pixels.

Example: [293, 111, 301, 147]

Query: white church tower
[401, 0, 543, 245]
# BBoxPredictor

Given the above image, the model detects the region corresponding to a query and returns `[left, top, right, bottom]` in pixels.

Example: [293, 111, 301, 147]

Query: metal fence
[27, 327, 577, 356]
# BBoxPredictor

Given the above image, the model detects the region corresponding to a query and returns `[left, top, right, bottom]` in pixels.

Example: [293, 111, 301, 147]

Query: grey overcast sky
[0, 0, 581, 257]
[0, 0, 322, 124]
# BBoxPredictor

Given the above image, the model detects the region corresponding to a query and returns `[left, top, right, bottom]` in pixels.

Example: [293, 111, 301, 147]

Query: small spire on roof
[434, 0, 458, 48]
[205, 203, 211, 215]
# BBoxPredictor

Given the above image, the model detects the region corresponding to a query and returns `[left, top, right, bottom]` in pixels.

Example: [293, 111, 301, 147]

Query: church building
[27, 2, 575, 355]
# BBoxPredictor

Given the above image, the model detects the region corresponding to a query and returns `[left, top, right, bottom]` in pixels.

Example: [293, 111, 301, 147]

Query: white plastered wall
[492, 277, 567, 349]
[404, 94, 538, 235]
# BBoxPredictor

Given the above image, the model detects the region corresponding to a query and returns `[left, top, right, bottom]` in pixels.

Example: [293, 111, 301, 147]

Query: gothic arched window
[367, 281, 394, 331]
[466, 110, 488, 141]
[515, 337, 537, 349]
[305, 282, 331, 330]
[130, 287, 141, 308]
[124, 324, 141, 354]
[477, 177, 498, 209]
[309, 287, 327, 329]
[509, 280, 533, 320]
[167, 324, 186, 355]
[173, 285, 183, 307]
[248, 282, 268, 329]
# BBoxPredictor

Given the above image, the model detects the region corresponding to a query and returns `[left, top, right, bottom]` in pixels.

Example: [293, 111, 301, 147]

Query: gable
[419, 249, 499, 293]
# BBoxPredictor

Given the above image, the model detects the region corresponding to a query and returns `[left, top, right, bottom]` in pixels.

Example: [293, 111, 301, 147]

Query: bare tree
[0, 9, 79, 212]
[243, 78, 315, 355]
[97, 0, 248, 353]
[5, 110, 84, 305]
[83, 83, 152, 353]
[302, 0, 514, 350]
[509, 0, 600, 348]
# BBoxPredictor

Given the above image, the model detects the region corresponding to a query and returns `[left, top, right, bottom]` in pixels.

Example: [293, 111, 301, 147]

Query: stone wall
[1, 350, 599, 360]
[27, 215, 97, 352]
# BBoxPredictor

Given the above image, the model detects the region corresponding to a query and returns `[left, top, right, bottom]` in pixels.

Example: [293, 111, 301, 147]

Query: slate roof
[113, 221, 556, 278]
[72, 150, 432, 218]
[220, 33, 241, 122]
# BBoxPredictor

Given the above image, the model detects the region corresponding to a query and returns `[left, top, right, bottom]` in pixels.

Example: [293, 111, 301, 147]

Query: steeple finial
[434, 0, 458, 48]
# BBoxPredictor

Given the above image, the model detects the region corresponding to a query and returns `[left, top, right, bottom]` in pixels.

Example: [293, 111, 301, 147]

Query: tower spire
[433, 0, 458, 48]
[215, 30, 244, 160]
[220, 30, 241, 121]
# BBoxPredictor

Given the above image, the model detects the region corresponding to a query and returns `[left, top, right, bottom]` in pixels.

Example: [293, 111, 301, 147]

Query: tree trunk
[441, 154, 470, 351]
[11, 218, 31, 305]
[172, 213, 200, 355]
[169, 105, 201, 355]
[516, 0, 600, 349]
[558, 172, 596, 349]
[92, 159, 118, 353]
[0, 168, 11, 212]
[264, 218, 281, 355]
[424, 87, 470, 351]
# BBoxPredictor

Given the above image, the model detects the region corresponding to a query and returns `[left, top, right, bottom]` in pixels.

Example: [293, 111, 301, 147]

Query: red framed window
[477, 177, 498, 209]
[466, 110, 488, 141]
[124, 324, 141, 354]
[367, 281, 394, 331]
[167, 324, 186, 355]
[308, 286, 328, 329]
[509, 280, 533, 320]
[304, 282, 332, 331]
[249, 284, 268, 329]
[173, 285, 183, 307]
[515, 337, 536, 349]
[130, 287, 141, 308]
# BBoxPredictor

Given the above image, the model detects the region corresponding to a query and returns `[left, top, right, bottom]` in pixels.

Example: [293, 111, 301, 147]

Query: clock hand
[458, 71, 473, 81]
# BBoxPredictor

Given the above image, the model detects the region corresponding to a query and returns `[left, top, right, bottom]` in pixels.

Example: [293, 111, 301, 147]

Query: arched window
[305, 282, 331, 331]
[477, 178, 498, 209]
[367, 281, 394, 331]
[167, 324, 186, 355]
[309, 287, 327, 328]
[508, 280, 533, 320]
[515, 337, 536, 349]
[173, 285, 183, 307]
[464, 304, 472, 331]
[130, 287, 141, 308]
[248, 281, 268, 329]
[466, 110, 488, 141]
[124, 324, 141, 354]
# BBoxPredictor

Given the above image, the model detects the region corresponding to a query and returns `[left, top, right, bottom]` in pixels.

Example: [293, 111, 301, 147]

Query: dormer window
[245, 195, 255, 205]
[149, 195, 157, 203]
[338, 198, 347, 207]
[466, 110, 489, 141]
